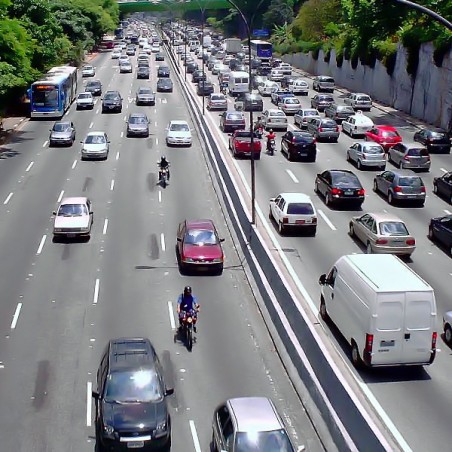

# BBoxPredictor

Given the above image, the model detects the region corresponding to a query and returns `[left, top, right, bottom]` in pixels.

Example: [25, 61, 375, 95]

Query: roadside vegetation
[0, 0, 118, 112]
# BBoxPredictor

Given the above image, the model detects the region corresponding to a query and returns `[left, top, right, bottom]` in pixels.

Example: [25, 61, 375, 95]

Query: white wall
[282, 43, 452, 131]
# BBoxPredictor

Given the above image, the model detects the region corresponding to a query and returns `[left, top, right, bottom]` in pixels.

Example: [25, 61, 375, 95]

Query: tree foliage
[263, 0, 294, 29]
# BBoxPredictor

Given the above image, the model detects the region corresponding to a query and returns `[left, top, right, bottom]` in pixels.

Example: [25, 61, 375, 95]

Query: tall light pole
[184, 20, 188, 81]
[224, 0, 266, 225]
[200, 6, 206, 115]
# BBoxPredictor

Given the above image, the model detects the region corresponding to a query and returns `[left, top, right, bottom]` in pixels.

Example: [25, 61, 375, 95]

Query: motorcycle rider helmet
[268, 129, 273, 133]
[184, 286, 192, 296]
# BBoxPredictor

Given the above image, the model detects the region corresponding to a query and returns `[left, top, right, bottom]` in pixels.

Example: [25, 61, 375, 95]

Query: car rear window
[320, 119, 337, 127]
[228, 113, 244, 120]
[287, 203, 314, 215]
[407, 148, 428, 156]
[270, 111, 286, 117]
[337, 106, 354, 113]
[292, 133, 313, 142]
[332, 172, 360, 187]
[364, 145, 384, 154]
[321, 77, 334, 83]
[379, 221, 409, 236]
[429, 131, 448, 140]
[381, 130, 400, 138]
[398, 177, 423, 187]
[304, 110, 318, 116]
[284, 98, 300, 104]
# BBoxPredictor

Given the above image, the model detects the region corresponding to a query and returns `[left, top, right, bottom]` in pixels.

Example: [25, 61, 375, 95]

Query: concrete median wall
[282, 42, 452, 132]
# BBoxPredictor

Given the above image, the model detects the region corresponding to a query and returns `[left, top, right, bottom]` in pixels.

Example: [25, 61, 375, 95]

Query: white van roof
[340, 254, 432, 292]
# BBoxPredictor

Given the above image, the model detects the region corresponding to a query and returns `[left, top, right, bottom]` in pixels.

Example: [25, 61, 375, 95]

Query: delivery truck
[225, 38, 242, 55]
[318, 254, 437, 368]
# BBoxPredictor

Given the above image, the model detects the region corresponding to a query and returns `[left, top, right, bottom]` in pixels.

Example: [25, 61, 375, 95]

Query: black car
[433, 171, 452, 204]
[186, 62, 199, 74]
[257, 63, 271, 76]
[101, 90, 122, 113]
[156, 78, 173, 92]
[155, 53, 165, 61]
[197, 80, 214, 96]
[413, 127, 451, 154]
[428, 215, 452, 255]
[281, 130, 317, 162]
[280, 75, 298, 89]
[137, 66, 150, 79]
[92, 338, 173, 451]
[192, 70, 206, 83]
[315, 169, 365, 208]
[157, 65, 170, 77]
[234, 93, 264, 112]
[85, 80, 102, 96]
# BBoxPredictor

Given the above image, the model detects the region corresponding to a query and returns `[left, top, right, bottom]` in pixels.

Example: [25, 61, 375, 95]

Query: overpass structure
[117, 0, 230, 13]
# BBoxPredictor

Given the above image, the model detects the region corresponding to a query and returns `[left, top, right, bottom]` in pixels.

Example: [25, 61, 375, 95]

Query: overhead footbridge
[117, 0, 230, 13]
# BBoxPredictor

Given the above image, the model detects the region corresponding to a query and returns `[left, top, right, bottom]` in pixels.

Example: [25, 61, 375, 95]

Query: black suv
[102, 90, 122, 113]
[92, 338, 173, 451]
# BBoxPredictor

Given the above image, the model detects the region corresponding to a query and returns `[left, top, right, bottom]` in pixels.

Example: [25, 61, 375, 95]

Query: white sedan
[80, 131, 110, 160]
[76, 92, 94, 110]
[111, 49, 121, 59]
[166, 120, 192, 147]
[53, 197, 93, 240]
[81, 65, 95, 77]
[342, 111, 374, 138]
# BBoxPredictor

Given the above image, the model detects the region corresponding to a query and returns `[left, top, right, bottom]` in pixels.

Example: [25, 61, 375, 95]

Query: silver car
[126, 113, 150, 137]
[80, 131, 110, 160]
[212, 397, 303, 452]
[373, 170, 426, 206]
[313, 75, 335, 92]
[388, 143, 431, 171]
[49, 121, 75, 147]
[76, 92, 94, 110]
[306, 118, 340, 142]
[119, 61, 132, 73]
[344, 92, 372, 111]
[207, 93, 227, 110]
[279, 97, 301, 115]
[349, 212, 416, 256]
[135, 87, 155, 105]
[53, 197, 93, 240]
[346, 142, 386, 170]
[294, 108, 321, 129]
[443, 311, 452, 345]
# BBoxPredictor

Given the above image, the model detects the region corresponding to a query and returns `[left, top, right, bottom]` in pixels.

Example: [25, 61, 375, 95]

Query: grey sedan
[310, 94, 334, 111]
[136, 87, 155, 105]
[126, 113, 150, 137]
[306, 118, 340, 142]
[346, 142, 386, 170]
[388, 143, 431, 171]
[373, 170, 426, 206]
[49, 121, 75, 146]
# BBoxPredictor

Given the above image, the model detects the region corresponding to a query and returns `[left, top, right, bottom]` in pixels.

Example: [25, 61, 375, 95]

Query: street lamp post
[201, 7, 206, 115]
[184, 20, 188, 81]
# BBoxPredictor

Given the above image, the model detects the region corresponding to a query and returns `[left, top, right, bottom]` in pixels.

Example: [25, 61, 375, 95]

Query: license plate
[406, 195, 417, 198]
[344, 190, 354, 195]
[127, 441, 144, 448]
[67, 233, 75, 238]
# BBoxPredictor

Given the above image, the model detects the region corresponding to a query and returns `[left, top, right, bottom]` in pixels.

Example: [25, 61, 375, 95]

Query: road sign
[252, 29, 270, 38]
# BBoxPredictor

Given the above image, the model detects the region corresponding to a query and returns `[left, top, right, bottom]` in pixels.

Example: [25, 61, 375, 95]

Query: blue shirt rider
[177, 286, 199, 331]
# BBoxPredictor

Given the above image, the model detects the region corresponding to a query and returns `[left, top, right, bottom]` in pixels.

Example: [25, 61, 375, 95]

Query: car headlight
[54, 228, 62, 233]
[211, 258, 223, 263]
[184, 257, 195, 263]
[154, 421, 168, 438]
[103, 424, 115, 438]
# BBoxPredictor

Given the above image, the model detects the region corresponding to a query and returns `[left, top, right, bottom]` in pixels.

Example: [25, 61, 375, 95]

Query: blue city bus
[115, 27, 124, 40]
[30, 66, 78, 118]
[250, 40, 273, 61]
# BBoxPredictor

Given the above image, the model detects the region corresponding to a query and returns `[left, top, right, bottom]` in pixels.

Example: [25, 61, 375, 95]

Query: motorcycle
[220, 84, 228, 96]
[179, 309, 198, 351]
[158, 166, 169, 188]
[253, 124, 264, 139]
[267, 138, 276, 156]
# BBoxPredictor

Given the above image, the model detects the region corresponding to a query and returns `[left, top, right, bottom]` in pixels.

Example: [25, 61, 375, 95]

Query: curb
[0, 117, 28, 146]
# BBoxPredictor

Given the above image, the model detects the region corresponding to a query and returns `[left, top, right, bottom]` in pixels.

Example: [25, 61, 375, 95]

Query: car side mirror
[319, 274, 326, 285]
[80, 141, 83, 144]
[269, 198, 275, 203]
[92, 391, 99, 400]
[297, 447, 306, 452]
[164, 388, 174, 396]
[177, 237, 181, 242]
[52, 211, 57, 216]
[220, 238, 225, 242]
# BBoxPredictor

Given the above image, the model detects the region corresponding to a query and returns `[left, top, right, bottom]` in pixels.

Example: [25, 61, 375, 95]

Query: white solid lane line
[160, 233, 166, 252]
[116, 151, 120, 160]
[72, 160, 77, 169]
[89, 122, 94, 129]
[25, 162, 34, 172]
[167, 302, 176, 330]
[189, 420, 202, 452]
[37, 235, 47, 255]
[286, 169, 299, 183]
[3, 192, 13, 205]
[42, 141, 48, 147]
[110, 179, 115, 191]
[11, 303, 22, 329]
[57, 190, 64, 203]
[158, 191, 162, 203]
[156, 138, 159, 145]
[440, 167, 448, 173]
[86, 381, 92, 427]
[120, 131, 124, 138]
[103, 219, 108, 235]
[317, 209, 337, 231]
[93, 279, 100, 304]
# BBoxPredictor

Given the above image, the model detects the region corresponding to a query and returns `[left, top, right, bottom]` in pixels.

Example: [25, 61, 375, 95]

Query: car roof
[129, 112, 147, 118]
[185, 219, 215, 230]
[385, 169, 422, 178]
[375, 125, 397, 131]
[60, 196, 88, 205]
[228, 397, 282, 432]
[170, 119, 188, 125]
[108, 337, 157, 371]
[86, 131, 106, 137]
[278, 193, 313, 203]
[54, 120, 71, 126]
[363, 212, 406, 223]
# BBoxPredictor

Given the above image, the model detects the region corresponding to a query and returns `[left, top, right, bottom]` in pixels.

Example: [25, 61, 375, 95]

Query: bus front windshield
[32, 85, 59, 108]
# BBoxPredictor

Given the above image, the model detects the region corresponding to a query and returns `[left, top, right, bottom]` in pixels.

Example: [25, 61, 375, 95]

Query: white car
[289, 79, 309, 95]
[278, 63, 292, 75]
[76, 92, 94, 110]
[269, 69, 284, 82]
[262, 109, 288, 131]
[111, 49, 121, 59]
[81, 65, 95, 77]
[342, 111, 374, 137]
[151, 44, 160, 53]
[270, 193, 317, 235]
[119, 61, 132, 73]
[142, 44, 152, 54]
[258, 81, 280, 96]
[294, 108, 321, 129]
[166, 120, 192, 146]
[80, 131, 110, 160]
[279, 97, 301, 115]
[118, 55, 130, 65]
[53, 197, 93, 239]
[344, 93, 373, 111]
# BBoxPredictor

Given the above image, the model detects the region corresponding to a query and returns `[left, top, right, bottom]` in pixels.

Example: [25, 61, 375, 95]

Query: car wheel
[373, 180, 378, 192]
[269, 208, 273, 220]
[366, 242, 373, 254]
[320, 298, 328, 321]
[349, 223, 355, 237]
[325, 193, 332, 207]
[346, 152, 351, 162]
[278, 221, 285, 235]
[365, 135, 369, 141]
[445, 325, 452, 345]
[287, 151, 292, 161]
[351, 341, 363, 368]
[388, 191, 394, 205]
[398, 159, 402, 169]
[428, 225, 434, 240]
[357, 160, 362, 170]
[433, 183, 438, 194]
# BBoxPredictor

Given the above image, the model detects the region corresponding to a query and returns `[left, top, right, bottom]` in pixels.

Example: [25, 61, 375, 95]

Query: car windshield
[235, 430, 295, 452]
[270, 111, 285, 117]
[78, 93, 91, 99]
[105, 93, 119, 100]
[364, 145, 383, 154]
[398, 177, 423, 187]
[130, 116, 147, 124]
[83, 66, 93, 71]
[87, 82, 100, 88]
[58, 204, 88, 216]
[139, 88, 152, 94]
[170, 123, 189, 132]
[379, 221, 409, 236]
[184, 229, 218, 245]
[287, 203, 314, 215]
[53, 123, 70, 132]
[104, 370, 163, 403]
[85, 135, 106, 144]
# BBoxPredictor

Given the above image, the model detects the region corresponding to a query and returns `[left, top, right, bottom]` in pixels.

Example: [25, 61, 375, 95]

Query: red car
[228, 130, 262, 159]
[365, 125, 402, 151]
[176, 219, 225, 274]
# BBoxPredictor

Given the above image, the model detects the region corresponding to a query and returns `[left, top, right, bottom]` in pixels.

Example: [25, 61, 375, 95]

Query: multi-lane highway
[168, 40, 452, 452]
[0, 48, 332, 452]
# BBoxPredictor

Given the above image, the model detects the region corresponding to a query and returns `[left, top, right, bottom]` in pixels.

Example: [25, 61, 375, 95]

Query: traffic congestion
[0, 13, 451, 452]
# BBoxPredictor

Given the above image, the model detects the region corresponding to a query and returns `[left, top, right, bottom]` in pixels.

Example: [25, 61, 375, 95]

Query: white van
[189, 40, 200, 51]
[228, 71, 249, 96]
[319, 254, 437, 368]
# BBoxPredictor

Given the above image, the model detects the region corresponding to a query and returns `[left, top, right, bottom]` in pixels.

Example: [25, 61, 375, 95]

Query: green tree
[263, 0, 294, 29]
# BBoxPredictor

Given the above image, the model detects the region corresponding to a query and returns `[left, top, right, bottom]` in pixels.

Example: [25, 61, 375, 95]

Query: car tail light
[403, 155, 410, 161]
[312, 138, 317, 144]
[331, 188, 342, 195]
[335, 126, 339, 132]
[319, 127, 324, 132]
[312, 217, 317, 224]
[357, 189, 365, 196]
[406, 239, 415, 246]
[364, 333, 374, 365]
[292, 138, 297, 143]
[282, 217, 289, 224]
[375, 239, 388, 244]
[394, 186, 402, 192]
[421, 186, 426, 193]
[432, 332, 437, 350]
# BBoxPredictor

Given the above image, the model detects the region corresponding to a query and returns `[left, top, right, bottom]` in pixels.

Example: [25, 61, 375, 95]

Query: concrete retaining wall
[282, 43, 452, 131]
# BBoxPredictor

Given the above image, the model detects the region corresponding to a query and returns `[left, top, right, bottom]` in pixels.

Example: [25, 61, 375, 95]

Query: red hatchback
[365, 125, 402, 151]
[176, 219, 225, 274]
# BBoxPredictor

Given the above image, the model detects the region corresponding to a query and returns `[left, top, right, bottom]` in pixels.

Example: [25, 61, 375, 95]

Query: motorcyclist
[254, 116, 264, 133]
[177, 286, 200, 332]
[220, 80, 228, 95]
[158, 155, 170, 180]
[266, 129, 276, 152]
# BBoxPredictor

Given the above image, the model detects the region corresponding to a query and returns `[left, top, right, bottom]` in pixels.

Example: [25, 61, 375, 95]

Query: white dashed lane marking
[318, 209, 337, 231]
